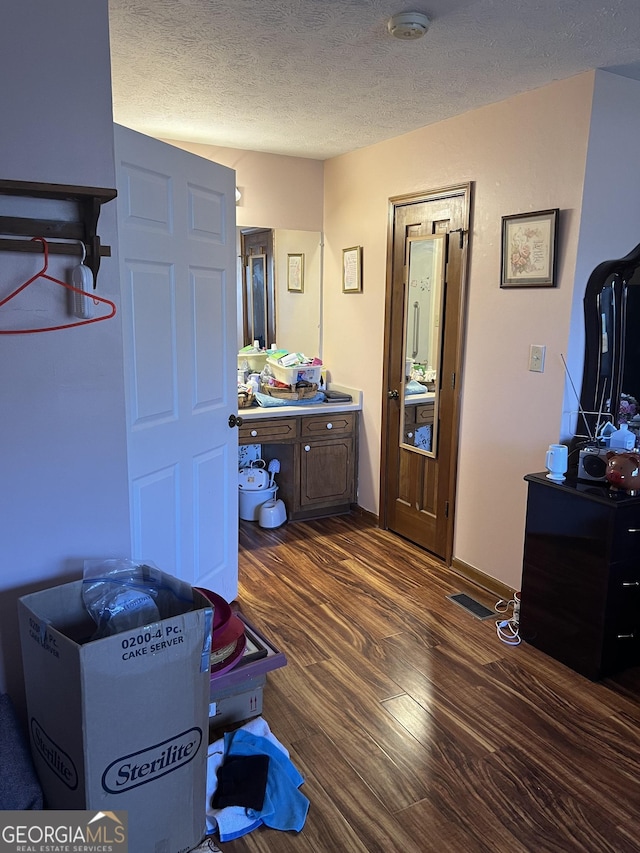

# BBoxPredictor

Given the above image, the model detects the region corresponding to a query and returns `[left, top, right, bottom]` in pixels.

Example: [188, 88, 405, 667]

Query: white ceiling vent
[387, 12, 431, 40]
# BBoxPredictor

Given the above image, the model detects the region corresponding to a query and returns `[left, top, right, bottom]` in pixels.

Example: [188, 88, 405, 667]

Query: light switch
[529, 344, 546, 373]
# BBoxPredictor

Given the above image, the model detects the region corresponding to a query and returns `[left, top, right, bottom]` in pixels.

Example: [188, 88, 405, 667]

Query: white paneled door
[114, 124, 238, 601]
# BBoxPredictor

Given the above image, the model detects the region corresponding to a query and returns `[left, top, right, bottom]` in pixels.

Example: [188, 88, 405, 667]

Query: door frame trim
[379, 182, 473, 564]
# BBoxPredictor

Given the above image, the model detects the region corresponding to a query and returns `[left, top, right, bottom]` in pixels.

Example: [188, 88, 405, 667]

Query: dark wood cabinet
[520, 473, 640, 680]
[299, 432, 355, 511]
[239, 410, 358, 521]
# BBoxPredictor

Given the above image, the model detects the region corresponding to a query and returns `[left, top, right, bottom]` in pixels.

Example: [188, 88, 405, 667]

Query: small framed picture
[500, 209, 559, 288]
[342, 246, 362, 293]
[287, 253, 304, 292]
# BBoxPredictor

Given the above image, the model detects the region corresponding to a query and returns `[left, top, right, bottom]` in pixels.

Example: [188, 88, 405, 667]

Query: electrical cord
[496, 619, 521, 646]
[495, 596, 521, 646]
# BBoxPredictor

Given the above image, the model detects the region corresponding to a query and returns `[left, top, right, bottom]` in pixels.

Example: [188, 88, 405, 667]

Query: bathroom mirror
[401, 233, 446, 456]
[239, 228, 323, 357]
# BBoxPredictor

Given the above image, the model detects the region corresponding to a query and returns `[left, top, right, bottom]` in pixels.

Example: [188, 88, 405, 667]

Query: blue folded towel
[255, 391, 325, 407]
[405, 379, 428, 395]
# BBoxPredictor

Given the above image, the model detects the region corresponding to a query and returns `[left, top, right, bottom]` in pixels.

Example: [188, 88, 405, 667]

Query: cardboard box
[209, 675, 266, 728]
[18, 580, 213, 853]
[208, 615, 287, 731]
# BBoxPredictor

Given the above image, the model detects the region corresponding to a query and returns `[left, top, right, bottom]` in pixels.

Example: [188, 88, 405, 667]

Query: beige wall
[161, 140, 324, 232]
[274, 229, 323, 357]
[322, 73, 595, 590]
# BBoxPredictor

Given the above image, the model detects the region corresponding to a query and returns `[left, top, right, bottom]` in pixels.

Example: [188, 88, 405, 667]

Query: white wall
[0, 2, 130, 707]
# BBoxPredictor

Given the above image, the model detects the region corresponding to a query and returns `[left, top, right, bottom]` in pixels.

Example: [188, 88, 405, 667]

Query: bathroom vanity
[403, 391, 435, 450]
[238, 388, 361, 521]
[520, 472, 640, 680]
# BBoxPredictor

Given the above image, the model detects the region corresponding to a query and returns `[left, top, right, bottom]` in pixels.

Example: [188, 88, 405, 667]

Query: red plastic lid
[194, 587, 232, 634]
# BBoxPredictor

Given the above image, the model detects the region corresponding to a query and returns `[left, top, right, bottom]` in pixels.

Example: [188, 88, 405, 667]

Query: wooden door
[115, 124, 239, 602]
[381, 185, 471, 563]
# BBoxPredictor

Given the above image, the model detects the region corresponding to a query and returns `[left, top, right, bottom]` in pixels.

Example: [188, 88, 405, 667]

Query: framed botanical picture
[287, 253, 304, 292]
[500, 209, 559, 288]
[342, 246, 362, 293]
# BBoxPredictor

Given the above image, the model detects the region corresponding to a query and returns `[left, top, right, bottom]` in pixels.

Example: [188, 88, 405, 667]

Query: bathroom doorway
[380, 184, 472, 564]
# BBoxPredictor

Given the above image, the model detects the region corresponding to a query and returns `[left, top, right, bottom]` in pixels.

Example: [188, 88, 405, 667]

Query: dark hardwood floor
[220, 513, 640, 853]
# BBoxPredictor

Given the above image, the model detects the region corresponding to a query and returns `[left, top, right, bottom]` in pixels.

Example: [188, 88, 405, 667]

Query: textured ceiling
[108, 0, 640, 160]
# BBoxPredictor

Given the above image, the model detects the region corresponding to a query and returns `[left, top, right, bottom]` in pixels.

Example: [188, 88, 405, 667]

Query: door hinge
[444, 501, 450, 518]
[449, 228, 466, 249]
[451, 372, 456, 390]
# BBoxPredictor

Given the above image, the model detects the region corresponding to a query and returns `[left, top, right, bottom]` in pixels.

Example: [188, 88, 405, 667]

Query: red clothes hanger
[0, 236, 116, 334]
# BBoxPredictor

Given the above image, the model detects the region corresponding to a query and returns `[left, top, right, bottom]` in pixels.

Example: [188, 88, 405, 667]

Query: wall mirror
[401, 233, 446, 457]
[579, 241, 640, 440]
[239, 228, 322, 357]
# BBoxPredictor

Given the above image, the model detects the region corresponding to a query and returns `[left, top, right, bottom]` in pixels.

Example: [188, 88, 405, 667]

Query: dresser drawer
[610, 505, 640, 561]
[238, 418, 298, 443]
[415, 402, 435, 426]
[301, 412, 355, 438]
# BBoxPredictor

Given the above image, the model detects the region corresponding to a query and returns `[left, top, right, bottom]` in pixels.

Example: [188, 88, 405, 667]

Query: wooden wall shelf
[0, 179, 117, 285]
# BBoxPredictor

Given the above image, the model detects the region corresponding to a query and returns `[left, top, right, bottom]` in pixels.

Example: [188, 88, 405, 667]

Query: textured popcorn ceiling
[108, 0, 640, 160]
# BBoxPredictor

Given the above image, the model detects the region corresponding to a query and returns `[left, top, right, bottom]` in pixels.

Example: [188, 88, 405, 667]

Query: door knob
[387, 389, 399, 399]
[228, 414, 243, 428]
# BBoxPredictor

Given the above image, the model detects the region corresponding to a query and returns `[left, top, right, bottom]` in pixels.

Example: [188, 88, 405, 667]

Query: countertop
[404, 390, 435, 405]
[239, 384, 362, 421]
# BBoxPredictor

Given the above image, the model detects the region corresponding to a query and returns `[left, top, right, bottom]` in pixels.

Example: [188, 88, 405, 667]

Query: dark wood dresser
[520, 472, 640, 680]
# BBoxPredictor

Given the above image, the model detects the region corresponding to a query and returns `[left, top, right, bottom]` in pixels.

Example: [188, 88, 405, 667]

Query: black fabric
[0, 693, 43, 809]
[211, 753, 270, 811]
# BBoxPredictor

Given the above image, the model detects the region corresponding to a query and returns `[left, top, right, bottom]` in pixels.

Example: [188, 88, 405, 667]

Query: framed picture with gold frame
[287, 253, 304, 292]
[342, 246, 362, 293]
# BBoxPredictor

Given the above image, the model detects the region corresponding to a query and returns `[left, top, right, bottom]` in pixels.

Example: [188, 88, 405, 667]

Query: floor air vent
[446, 592, 495, 620]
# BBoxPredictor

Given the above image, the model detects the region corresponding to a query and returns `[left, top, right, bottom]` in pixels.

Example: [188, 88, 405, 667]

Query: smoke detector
[387, 12, 430, 40]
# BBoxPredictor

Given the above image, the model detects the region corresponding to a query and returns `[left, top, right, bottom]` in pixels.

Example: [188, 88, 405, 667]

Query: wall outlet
[529, 344, 546, 372]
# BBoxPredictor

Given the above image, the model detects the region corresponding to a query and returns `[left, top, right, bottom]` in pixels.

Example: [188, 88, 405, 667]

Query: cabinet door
[299, 436, 354, 509]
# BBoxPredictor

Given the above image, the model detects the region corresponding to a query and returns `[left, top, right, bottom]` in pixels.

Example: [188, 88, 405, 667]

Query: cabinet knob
[407, 431, 414, 439]
[251, 429, 258, 437]
[326, 422, 333, 430]
[622, 581, 640, 587]
[304, 445, 311, 452]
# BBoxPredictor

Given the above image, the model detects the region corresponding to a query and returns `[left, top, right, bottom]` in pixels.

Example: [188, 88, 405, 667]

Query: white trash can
[238, 485, 277, 521]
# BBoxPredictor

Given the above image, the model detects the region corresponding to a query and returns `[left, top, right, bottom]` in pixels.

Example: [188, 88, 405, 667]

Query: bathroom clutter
[238, 344, 325, 407]
[238, 459, 286, 527]
[405, 359, 437, 390]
